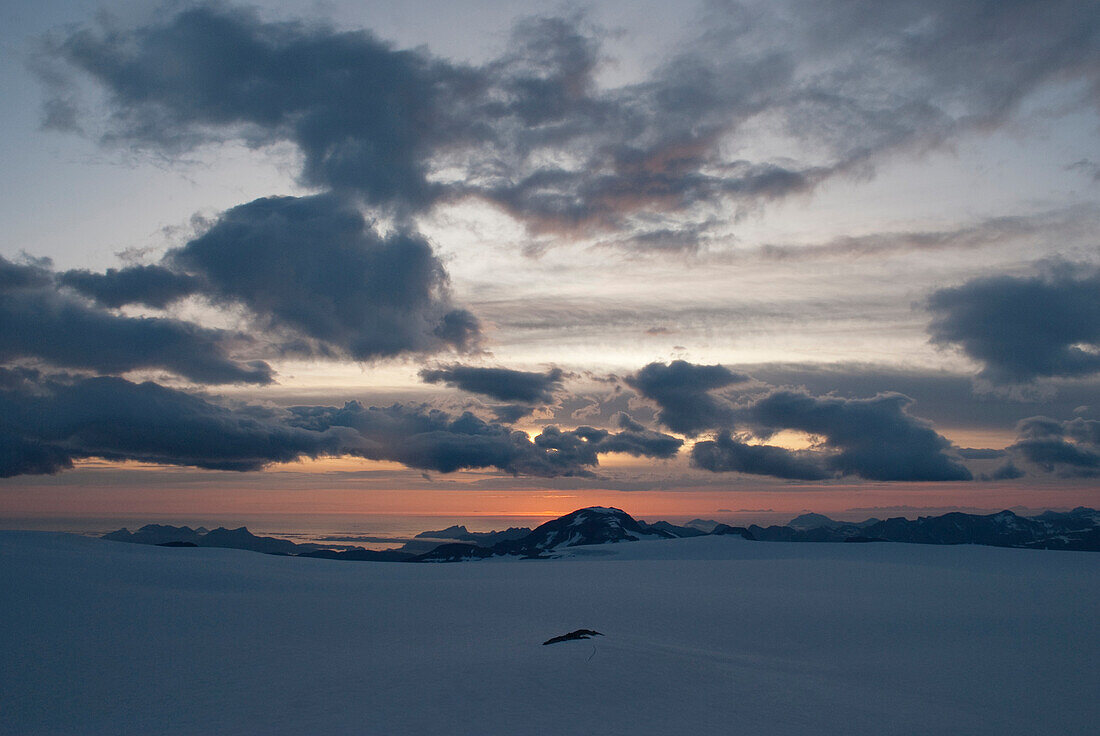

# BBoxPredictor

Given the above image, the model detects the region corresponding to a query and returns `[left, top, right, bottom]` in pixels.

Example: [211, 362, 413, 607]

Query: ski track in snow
[1, 531, 1097, 735]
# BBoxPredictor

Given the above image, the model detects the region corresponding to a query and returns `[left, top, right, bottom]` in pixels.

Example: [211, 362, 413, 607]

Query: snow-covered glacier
[1, 530, 1096, 735]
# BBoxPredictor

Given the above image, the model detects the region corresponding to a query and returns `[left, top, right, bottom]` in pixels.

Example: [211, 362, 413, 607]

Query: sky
[1, 0, 1098, 522]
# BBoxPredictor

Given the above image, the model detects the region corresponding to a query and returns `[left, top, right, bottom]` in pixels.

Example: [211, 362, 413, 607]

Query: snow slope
[1, 531, 1097, 735]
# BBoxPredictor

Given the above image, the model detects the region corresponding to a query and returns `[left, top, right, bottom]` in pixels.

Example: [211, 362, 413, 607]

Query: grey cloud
[167, 194, 479, 359]
[3, 193, 479, 382]
[47, 2, 1100, 243]
[492, 404, 535, 423]
[691, 431, 830, 480]
[56, 6, 467, 211]
[755, 207, 1100, 261]
[0, 369, 342, 476]
[1066, 159, 1100, 182]
[663, 361, 976, 481]
[0, 256, 272, 385]
[419, 364, 564, 403]
[744, 390, 972, 481]
[783, 0, 1100, 159]
[284, 400, 682, 477]
[1008, 415, 1100, 477]
[625, 360, 749, 435]
[927, 263, 1100, 383]
[0, 369, 682, 479]
[59, 265, 202, 308]
[0, 257, 53, 289]
[985, 462, 1025, 480]
[577, 416, 684, 459]
[744, 362, 1100, 436]
[956, 448, 1007, 460]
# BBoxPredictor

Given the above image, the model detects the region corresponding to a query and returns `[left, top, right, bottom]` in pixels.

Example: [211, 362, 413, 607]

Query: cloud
[166, 194, 479, 359]
[1066, 159, 1100, 182]
[2, 194, 480, 383]
[743, 362, 1100, 436]
[45, 2, 1100, 242]
[984, 462, 1025, 481]
[1007, 415, 1100, 477]
[0, 369, 343, 476]
[755, 207, 1100, 261]
[0, 256, 272, 385]
[419, 364, 564, 403]
[691, 432, 830, 480]
[625, 360, 749, 434]
[491, 404, 535, 423]
[956, 448, 1007, 460]
[682, 381, 972, 481]
[927, 263, 1100, 383]
[0, 369, 680, 478]
[743, 390, 972, 481]
[53, 6, 461, 211]
[287, 401, 681, 477]
[58, 265, 202, 309]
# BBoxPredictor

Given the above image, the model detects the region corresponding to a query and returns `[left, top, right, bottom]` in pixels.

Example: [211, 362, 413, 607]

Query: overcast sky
[1, 0, 1098, 520]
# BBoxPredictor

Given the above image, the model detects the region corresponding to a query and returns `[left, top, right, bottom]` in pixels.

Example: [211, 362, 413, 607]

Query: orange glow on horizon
[2, 474, 1097, 523]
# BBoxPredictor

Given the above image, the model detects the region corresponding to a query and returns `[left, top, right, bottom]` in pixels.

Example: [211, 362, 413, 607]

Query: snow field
[1, 532, 1097, 735]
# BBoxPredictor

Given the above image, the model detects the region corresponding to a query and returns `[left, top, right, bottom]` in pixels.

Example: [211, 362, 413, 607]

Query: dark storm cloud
[985, 462, 1025, 481]
[0, 369, 681, 478]
[626, 360, 970, 481]
[167, 194, 479, 359]
[1, 194, 478, 381]
[956, 448, 1007, 460]
[0, 369, 345, 476]
[691, 432, 830, 480]
[419, 365, 564, 403]
[744, 362, 1100, 436]
[287, 401, 681, 477]
[625, 360, 749, 435]
[491, 404, 535, 423]
[53, 5, 471, 211]
[1007, 415, 1100, 477]
[0, 256, 272, 384]
[58, 265, 202, 308]
[927, 263, 1100, 383]
[743, 390, 972, 481]
[46, 1, 1100, 242]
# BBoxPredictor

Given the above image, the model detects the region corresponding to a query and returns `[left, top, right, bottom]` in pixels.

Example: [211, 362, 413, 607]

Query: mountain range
[101, 505, 1100, 560]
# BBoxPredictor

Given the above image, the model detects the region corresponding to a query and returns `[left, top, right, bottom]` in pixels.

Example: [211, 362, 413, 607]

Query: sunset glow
[1, 0, 1098, 526]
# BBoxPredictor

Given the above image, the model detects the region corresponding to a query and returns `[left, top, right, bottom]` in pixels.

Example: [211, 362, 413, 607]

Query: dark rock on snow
[543, 629, 604, 645]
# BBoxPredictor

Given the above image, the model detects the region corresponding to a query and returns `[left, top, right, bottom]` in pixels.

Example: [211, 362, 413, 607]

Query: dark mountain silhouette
[105, 523, 305, 555]
[742, 507, 1100, 550]
[199, 527, 300, 555]
[859, 508, 1100, 550]
[411, 525, 532, 547]
[684, 518, 722, 532]
[744, 523, 856, 543]
[493, 507, 677, 557]
[300, 548, 416, 562]
[102, 506, 1100, 563]
[415, 543, 496, 562]
[643, 520, 708, 537]
[787, 513, 842, 530]
[104, 524, 205, 545]
[710, 523, 756, 540]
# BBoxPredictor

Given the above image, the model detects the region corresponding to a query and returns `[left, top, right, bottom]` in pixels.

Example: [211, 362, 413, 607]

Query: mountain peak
[495, 506, 674, 555]
[788, 512, 839, 530]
